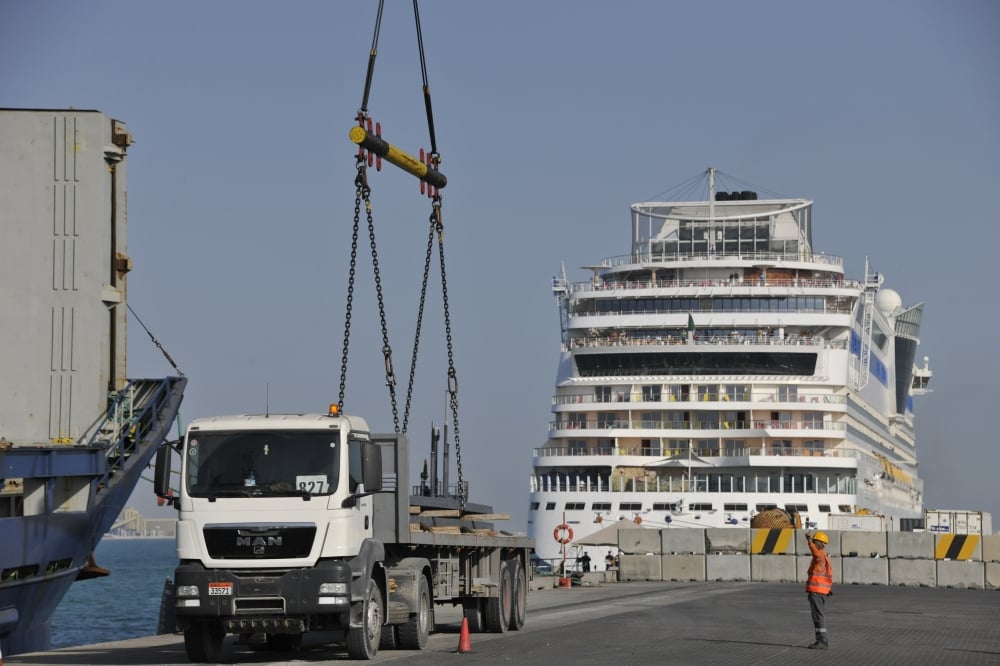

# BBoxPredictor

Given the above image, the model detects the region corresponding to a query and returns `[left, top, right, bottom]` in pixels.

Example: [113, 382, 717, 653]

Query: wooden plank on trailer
[460, 513, 510, 521]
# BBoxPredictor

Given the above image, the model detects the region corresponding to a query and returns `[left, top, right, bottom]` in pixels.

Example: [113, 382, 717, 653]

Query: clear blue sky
[2, 1, 998, 530]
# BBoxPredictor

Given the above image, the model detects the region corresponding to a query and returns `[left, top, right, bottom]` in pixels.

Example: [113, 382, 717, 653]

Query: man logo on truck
[237, 536, 283, 547]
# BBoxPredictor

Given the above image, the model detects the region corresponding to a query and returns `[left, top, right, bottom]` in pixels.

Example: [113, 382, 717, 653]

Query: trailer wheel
[266, 633, 302, 652]
[508, 558, 527, 630]
[461, 598, 483, 633]
[379, 626, 399, 650]
[398, 574, 431, 649]
[484, 560, 511, 633]
[347, 578, 383, 660]
[184, 619, 224, 663]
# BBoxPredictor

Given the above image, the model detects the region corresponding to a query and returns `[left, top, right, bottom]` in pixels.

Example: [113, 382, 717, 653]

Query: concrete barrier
[751, 528, 795, 555]
[706, 554, 750, 581]
[841, 531, 887, 558]
[888, 532, 934, 560]
[583, 528, 998, 591]
[662, 528, 705, 555]
[888, 558, 937, 587]
[795, 529, 841, 557]
[842, 556, 889, 585]
[936, 560, 985, 589]
[934, 534, 982, 561]
[661, 554, 706, 581]
[619, 527, 662, 555]
[618, 554, 661, 581]
[705, 528, 750, 554]
[985, 562, 1000, 590]
[751, 555, 797, 582]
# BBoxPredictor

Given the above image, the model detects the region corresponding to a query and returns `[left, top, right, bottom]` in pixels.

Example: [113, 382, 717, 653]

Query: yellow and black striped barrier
[751, 528, 795, 555]
[934, 534, 980, 560]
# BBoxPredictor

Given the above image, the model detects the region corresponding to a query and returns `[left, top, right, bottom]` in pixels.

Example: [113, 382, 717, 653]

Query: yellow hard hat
[812, 531, 829, 544]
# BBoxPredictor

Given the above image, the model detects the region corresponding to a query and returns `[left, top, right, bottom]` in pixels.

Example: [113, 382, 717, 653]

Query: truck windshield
[185, 429, 340, 498]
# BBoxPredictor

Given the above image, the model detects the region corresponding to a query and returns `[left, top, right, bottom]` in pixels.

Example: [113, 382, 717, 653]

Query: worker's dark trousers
[808, 592, 828, 643]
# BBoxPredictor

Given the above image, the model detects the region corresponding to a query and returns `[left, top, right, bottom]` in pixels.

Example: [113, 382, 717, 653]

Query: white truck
[154, 408, 532, 662]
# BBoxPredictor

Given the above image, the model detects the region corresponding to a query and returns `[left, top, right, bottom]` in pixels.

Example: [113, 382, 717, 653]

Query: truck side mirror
[361, 441, 382, 493]
[153, 445, 173, 498]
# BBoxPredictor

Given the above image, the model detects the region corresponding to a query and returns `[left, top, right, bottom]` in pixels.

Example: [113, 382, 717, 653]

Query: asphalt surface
[7, 580, 1000, 665]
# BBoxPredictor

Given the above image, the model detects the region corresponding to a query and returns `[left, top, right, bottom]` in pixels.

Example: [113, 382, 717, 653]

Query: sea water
[50, 538, 177, 649]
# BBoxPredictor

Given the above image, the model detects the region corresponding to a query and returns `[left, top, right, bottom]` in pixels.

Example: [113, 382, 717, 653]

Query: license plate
[208, 582, 233, 596]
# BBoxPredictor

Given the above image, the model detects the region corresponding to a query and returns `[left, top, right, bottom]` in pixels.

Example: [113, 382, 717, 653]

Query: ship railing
[592, 249, 845, 270]
[533, 444, 858, 459]
[553, 393, 847, 406]
[568, 276, 860, 294]
[567, 334, 849, 350]
[529, 470, 858, 495]
[77, 377, 184, 488]
[548, 420, 847, 434]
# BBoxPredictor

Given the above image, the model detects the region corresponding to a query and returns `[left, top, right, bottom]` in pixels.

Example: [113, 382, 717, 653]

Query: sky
[2, 1, 999, 532]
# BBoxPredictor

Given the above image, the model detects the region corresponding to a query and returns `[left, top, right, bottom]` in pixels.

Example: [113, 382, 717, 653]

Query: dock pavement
[6, 577, 1000, 665]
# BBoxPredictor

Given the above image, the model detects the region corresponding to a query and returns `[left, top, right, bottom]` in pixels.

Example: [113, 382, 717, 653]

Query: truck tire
[483, 560, 511, 633]
[184, 619, 224, 663]
[508, 558, 526, 630]
[398, 574, 432, 649]
[266, 633, 302, 652]
[347, 578, 384, 660]
[462, 598, 483, 633]
[379, 626, 399, 650]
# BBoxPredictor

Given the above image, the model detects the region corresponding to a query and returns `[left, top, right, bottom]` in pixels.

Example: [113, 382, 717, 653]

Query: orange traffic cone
[456, 616, 472, 653]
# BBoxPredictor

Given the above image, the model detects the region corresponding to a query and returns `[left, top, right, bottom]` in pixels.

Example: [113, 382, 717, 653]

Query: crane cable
[338, 0, 465, 502]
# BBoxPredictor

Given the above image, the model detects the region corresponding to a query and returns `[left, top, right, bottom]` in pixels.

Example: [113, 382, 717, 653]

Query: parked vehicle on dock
[156, 410, 531, 662]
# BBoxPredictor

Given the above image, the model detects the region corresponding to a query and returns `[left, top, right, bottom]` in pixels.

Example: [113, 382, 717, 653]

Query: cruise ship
[528, 168, 932, 564]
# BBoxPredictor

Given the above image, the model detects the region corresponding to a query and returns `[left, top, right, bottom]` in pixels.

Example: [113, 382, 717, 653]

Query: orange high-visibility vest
[806, 541, 832, 594]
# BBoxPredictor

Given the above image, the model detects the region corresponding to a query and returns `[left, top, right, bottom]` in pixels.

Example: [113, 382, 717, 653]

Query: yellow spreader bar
[350, 125, 447, 189]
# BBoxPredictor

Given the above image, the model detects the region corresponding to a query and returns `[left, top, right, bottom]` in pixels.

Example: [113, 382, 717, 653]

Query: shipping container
[828, 513, 886, 531]
[924, 509, 992, 535]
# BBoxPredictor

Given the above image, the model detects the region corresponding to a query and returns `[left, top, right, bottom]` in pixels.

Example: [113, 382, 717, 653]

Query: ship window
[776, 385, 798, 402]
[652, 503, 673, 511]
[565, 502, 585, 510]
[818, 505, 831, 513]
[689, 503, 713, 511]
[641, 385, 662, 401]
[594, 386, 612, 403]
[724, 384, 749, 401]
[545, 502, 557, 510]
[724, 503, 748, 511]
[530, 502, 539, 510]
[592, 502, 611, 511]
[785, 504, 808, 512]
[618, 502, 642, 511]
[756, 503, 778, 511]
[838, 505, 852, 513]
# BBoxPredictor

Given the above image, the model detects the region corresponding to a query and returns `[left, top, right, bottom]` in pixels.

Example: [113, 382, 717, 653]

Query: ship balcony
[566, 332, 848, 351]
[548, 419, 846, 437]
[577, 249, 846, 278]
[534, 444, 858, 461]
[553, 393, 847, 408]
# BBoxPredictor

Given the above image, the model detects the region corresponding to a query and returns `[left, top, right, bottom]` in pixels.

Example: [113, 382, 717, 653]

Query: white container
[828, 513, 886, 531]
[924, 509, 993, 536]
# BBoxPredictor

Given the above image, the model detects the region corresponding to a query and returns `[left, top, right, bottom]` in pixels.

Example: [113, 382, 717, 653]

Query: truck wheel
[347, 578, 383, 660]
[184, 620, 224, 663]
[398, 575, 431, 649]
[508, 558, 527, 630]
[379, 626, 399, 650]
[483, 561, 511, 633]
[266, 633, 302, 652]
[461, 598, 483, 633]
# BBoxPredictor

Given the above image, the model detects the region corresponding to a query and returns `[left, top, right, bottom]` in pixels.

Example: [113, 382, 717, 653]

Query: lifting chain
[338, 159, 400, 432]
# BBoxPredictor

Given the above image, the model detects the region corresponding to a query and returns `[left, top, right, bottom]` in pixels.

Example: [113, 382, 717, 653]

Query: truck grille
[204, 525, 316, 559]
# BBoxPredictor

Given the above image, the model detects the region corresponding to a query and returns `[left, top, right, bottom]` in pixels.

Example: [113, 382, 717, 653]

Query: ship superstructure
[529, 168, 931, 563]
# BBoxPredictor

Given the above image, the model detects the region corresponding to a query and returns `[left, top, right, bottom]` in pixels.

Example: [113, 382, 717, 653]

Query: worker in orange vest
[805, 530, 833, 649]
